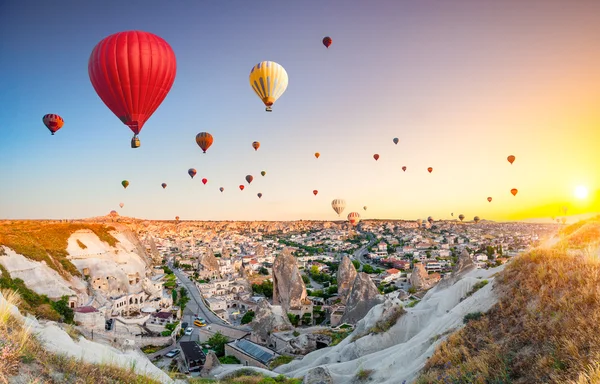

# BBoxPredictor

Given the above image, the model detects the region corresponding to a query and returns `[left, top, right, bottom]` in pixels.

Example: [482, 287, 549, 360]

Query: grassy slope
[0, 221, 119, 278]
[0, 289, 161, 384]
[416, 218, 600, 384]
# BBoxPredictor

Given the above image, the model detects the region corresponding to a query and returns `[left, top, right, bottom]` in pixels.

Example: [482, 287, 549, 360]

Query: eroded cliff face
[336, 256, 357, 305]
[251, 299, 294, 343]
[341, 272, 383, 324]
[199, 247, 220, 273]
[272, 248, 308, 312]
[409, 262, 437, 291]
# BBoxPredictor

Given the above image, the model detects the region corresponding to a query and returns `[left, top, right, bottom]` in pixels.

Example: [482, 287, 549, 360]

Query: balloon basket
[265, 107, 272, 112]
[131, 136, 140, 148]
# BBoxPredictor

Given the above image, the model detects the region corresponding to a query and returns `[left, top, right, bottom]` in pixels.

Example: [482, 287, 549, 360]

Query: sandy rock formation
[272, 248, 308, 312]
[200, 351, 221, 376]
[341, 272, 383, 324]
[199, 247, 220, 273]
[144, 234, 162, 264]
[409, 263, 436, 291]
[336, 256, 357, 305]
[255, 244, 265, 257]
[303, 366, 334, 384]
[455, 249, 476, 276]
[251, 299, 293, 343]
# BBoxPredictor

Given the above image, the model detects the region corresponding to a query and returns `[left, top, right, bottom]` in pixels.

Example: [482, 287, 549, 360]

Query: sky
[1, 0, 599, 222]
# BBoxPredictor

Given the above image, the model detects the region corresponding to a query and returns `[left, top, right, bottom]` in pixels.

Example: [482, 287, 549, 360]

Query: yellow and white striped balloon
[331, 199, 346, 216]
[249, 61, 288, 112]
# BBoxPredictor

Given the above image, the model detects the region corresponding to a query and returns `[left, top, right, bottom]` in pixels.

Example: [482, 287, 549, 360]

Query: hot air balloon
[322, 36, 332, 48]
[331, 199, 346, 216]
[347, 212, 360, 226]
[249, 61, 288, 112]
[507, 155, 515, 164]
[161, 183, 167, 189]
[257, 193, 262, 198]
[88, 31, 177, 148]
[110, 210, 118, 217]
[561, 217, 567, 224]
[459, 214, 465, 222]
[196, 132, 214, 153]
[239, 185, 245, 191]
[313, 190, 318, 196]
[119, 202, 124, 208]
[246, 175, 254, 184]
[363, 206, 367, 211]
[427, 167, 433, 173]
[416, 219, 422, 227]
[474, 216, 480, 223]
[451, 213, 454, 217]
[261, 171, 266, 176]
[402, 166, 407, 172]
[373, 154, 380, 161]
[188, 168, 197, 179]
[393, 138, 399, 145]
[487, 197, 492, 203]
[511, 188, 518, 196]
[42, 114, 64, 135]
[252, 141, 260, 151]
[202, 178, 208, 185]
[175, 216, 180, 221]
[315, 152, 320, 159]
[219, 187, 224, 192]
[427, 216, 434, 225]
[122, 180, 129, 189]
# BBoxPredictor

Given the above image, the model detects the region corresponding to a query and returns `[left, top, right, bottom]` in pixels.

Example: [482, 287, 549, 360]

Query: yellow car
[193, 320, 206, 327]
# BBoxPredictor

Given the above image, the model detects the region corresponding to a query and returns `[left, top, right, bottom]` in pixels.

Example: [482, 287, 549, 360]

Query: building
[197, 323, 249, 343]
[224, 339, 279, 369]
[73, 306, 105, 330]
[179, 341, 206, 373]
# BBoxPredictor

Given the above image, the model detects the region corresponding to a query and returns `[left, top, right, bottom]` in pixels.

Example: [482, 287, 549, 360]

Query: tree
[301, 274, 309, 284]
[208, 331, 229, 357]
[351, 260, 360, 270]
[258, 266, 269, 275]
[241, 311, 255, 325]
[287, 313, 300, 327]
[51, 296, 74, 323]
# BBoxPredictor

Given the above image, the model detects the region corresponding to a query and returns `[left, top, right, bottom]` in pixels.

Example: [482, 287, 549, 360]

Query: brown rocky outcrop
[409, 263, 434, 291]
[337, 255, 357, 304]
[251, 299, 293, 344]
[341, 272, 383, 324]
[303, 366, 334, 384]
[198, 247, 220, 273]
[454, 249, 476, 276]
[254, 244, 265, 257]
[199, 351, 220, 376]
[272, 248, 308, 312]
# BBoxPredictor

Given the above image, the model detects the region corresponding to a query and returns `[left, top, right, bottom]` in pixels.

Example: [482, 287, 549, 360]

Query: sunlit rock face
[337, 255, 357, 305]
[272, 248, 307, 312]
[341, 272, 383, 324]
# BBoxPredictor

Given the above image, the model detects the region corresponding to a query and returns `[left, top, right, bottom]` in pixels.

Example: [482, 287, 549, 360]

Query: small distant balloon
[313, 190, 318, 196]
[474, 216, 480, 223]
[322, 36, 332, 48]
[373, 154, 380, 161]
[393, 138, 399, 145]
[402, 166, 407, 172]
[43, 114, 64, 135]
[459, 214, 465, 222]
[261, 171, 266, 177]
[175, 216, 180, 221]
[257, 193, 262, 199]
[202, 178, 208, 185]
[219, 187, 224, 192]
[196, 132, 214, 153]
[315, 152, 320, 159]
[161, 183, 167, 189]
[507, 155, 515, 164]
[119, 202, 124, 208]
[188, 168, 197, 179]
[363, 206, 367, 211]
[347, 212, 360, 226]
[511, 188, 518, 196]
[427, 167, 433, 173]
[252, 141, 260, 151]
[122, 180, 129, 189]
[239, 185, 245, 191]
[487, 197, 492, 203]
[246, 175, 254, 184]
[331, 199, 346, 216]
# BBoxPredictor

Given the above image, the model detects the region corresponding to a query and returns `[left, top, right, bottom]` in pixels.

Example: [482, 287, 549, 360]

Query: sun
[574, 186, 589, 199]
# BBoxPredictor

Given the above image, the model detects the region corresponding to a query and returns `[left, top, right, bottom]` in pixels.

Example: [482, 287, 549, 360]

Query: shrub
[356, 368, 374, 381]
[218, 355, 241, 364]
[463, 311, 483, 324]
[76, 239, 87, 249]
[269, 355, 295, 369]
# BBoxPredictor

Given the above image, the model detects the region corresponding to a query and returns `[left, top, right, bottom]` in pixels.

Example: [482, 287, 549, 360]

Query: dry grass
[416, 246, 600, 384]
[0, 221, 118, 278]
[352, 305, 405, 341]
[570, 359, 600, 384]
[189, 369, 302, 383]
[0, 289, 161, 384]
[557, 215, 600, 250]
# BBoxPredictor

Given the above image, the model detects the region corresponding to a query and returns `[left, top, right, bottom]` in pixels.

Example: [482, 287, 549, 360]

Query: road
[352, 234, 377, 267]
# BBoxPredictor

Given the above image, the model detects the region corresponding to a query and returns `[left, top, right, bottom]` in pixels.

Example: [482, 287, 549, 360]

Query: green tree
[51, 296, 74, 323]
[287, 313, 300, 327]
[241, 311, 255, 325]
[301, 274, 309, 284]
[207, 332, 229, 357]
[351, 260, 361, 270]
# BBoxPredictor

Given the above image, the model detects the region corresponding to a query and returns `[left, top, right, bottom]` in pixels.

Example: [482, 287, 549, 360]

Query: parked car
[181, 322, 188, 329]
[184, 327, 193, 335]
[165, 349, 180, 358]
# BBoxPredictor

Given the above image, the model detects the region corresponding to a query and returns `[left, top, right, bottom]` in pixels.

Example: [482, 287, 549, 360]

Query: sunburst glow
[574, 186, 589, 200]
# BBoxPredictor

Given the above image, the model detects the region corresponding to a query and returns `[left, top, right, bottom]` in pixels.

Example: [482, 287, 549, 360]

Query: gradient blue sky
[1, 0, 599, 221]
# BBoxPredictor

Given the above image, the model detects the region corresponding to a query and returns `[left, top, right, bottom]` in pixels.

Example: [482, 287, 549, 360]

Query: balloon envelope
[363, 206, 367, 211]
[459, 214, 465, 221]
[219, 187, 224, 192]
[402, 166, 407, 172]
[119, 203, 124, 208]
[188, 168, 197, 178]
[313, 190, 318, 196]
[322, 36, 332, 48]
[249, 61, 288, 111]
[252, 141, 260, 151]
[43, 114, 64, 135]
[121, 180, 129, 189]
[511, 188, 518, 196]
[239, 185, 245, 191]
[315, 152, 320, 159]
[246, 175, 254, 184]
[202, 178, 208, 185]
[331, 199, 346, 216]
[373, 154, 379, 161]
[427, 167, 433, 173]
[261, 171, 266, 177]
[88, 31, 176, 142]
[257, 193, 262, 198]
[196, 132, 214, 153]
[347, 212, 360, 226]
[161, 183, 167, 189]
[393, 137, 399, 145]
[507, 155, 515, 164]
[487, 197, 492, 202]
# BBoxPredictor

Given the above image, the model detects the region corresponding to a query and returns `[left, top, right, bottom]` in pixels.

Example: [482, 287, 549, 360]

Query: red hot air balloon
[373, 154, 380, 161]
[239, 185, 245, 191]
[161, 183, 167, 189]
[487, 197, 492, 202]
[402, 166, 407, 172]
[88, 31, 177, 148]
[202, 178, 208, 185]
[322, 36, 332, 48]
[43, 114, 64, 135]
[427, 167, 433, 173]
[511, 188, 518, 196]
[507, 155, 515, 164]
[313, 190, 318, 196]
[246, 175, 254, 184]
